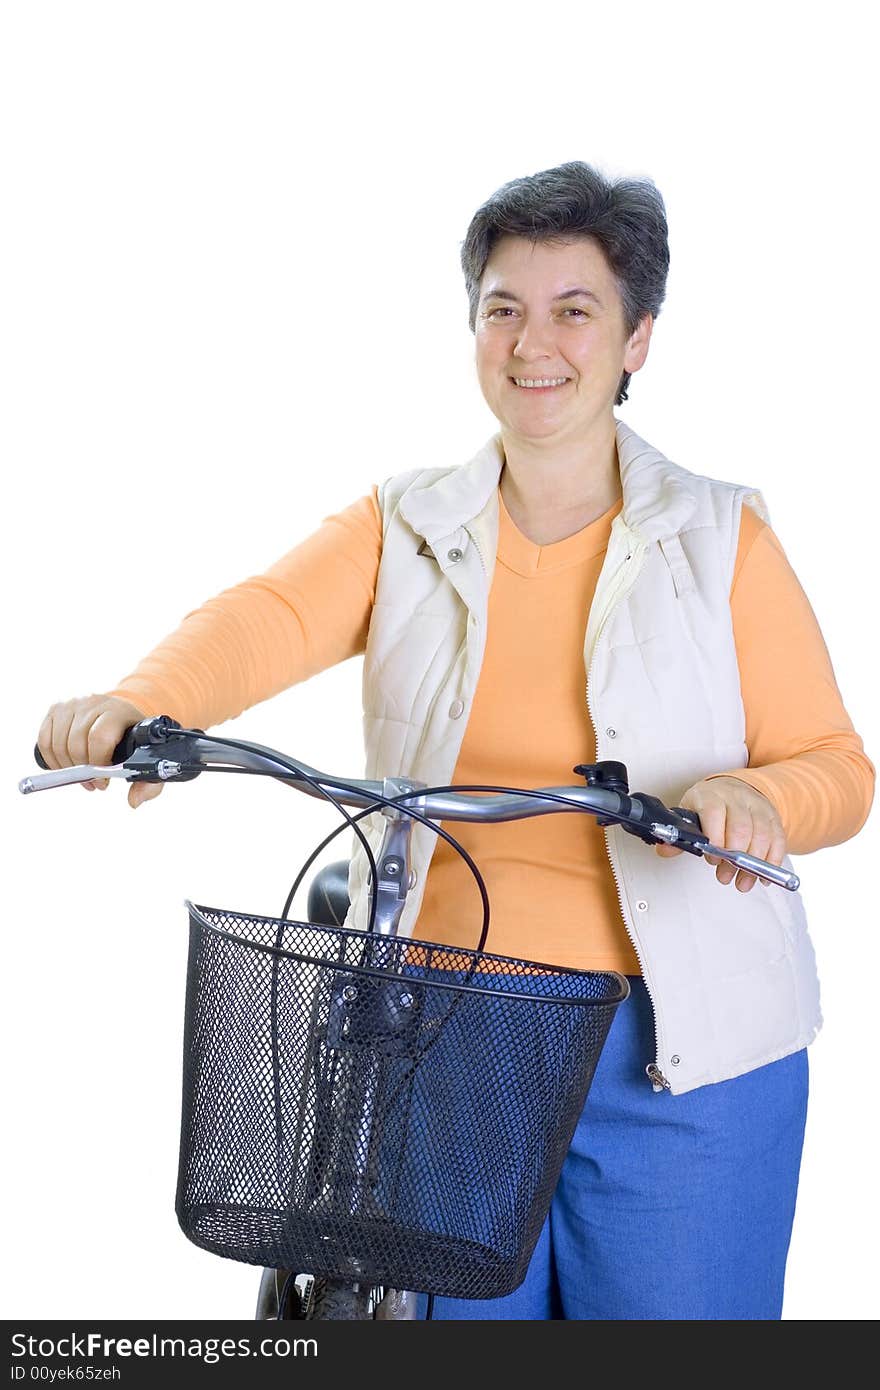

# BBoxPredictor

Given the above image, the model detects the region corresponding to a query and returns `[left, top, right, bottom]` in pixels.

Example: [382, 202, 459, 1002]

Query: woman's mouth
[509, 376, 571, 392]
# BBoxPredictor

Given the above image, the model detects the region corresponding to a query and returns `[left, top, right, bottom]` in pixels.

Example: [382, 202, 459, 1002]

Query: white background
[2, 1, 877, 1322]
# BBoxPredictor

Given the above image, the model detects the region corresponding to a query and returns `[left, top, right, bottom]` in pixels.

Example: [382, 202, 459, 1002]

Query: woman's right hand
[36, 694, 164, 808]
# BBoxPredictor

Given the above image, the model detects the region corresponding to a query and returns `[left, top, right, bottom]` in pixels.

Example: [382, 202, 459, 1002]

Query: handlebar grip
[33, 725, 140, 771]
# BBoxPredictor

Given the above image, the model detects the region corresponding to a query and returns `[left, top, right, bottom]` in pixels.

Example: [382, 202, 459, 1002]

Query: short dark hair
[460, 161, 670, 404]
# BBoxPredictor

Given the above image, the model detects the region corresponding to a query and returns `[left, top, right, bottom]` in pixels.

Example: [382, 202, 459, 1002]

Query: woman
[37, 161, 875, 1320]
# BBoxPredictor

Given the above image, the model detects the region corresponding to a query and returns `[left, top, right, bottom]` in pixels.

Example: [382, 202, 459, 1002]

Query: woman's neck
[498, 420, 622, 544]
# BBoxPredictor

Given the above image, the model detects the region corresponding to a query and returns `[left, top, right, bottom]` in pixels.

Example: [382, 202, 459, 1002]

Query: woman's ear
[624, 314, 654, 375]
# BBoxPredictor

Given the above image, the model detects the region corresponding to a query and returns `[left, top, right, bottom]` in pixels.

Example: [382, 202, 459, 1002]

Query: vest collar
[398, 418, 700, 545]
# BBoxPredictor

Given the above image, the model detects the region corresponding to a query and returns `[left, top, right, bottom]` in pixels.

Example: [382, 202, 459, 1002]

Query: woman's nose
[514, 319, 555, 359]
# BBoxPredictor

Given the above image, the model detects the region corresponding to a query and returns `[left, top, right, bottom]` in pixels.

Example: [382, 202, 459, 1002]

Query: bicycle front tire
[255, 1269, 377, 1320]
[310, 1279, 373, 1319]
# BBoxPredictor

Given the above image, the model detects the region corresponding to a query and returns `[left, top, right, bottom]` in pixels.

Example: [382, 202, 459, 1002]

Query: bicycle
[21, 716, 799, 1320]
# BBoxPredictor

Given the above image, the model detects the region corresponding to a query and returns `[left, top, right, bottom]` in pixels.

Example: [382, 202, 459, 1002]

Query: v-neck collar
[496, 488, 623, 576]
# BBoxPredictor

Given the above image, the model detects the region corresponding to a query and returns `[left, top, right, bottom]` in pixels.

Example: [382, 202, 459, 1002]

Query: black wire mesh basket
[176, 902, 629, 1300]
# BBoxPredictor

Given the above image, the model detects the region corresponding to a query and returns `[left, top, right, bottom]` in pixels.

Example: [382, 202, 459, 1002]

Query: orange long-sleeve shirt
[110, 484, 875, 971]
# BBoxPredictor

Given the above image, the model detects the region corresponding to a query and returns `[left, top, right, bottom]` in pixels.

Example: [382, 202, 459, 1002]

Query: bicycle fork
[304, 778, 427, 1317]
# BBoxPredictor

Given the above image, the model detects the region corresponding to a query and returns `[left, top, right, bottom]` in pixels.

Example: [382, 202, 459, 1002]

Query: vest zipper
[645, 1063, 671, 1091]
[584, 539, 671, 1094]
[467, 525, 489, 578]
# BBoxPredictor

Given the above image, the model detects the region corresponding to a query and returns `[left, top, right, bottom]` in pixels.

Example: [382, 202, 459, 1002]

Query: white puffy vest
[344, 418, 822, 1095]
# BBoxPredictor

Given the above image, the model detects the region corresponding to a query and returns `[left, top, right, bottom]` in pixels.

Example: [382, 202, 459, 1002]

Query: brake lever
[21, 716, 206, 793]
[572, 771, 800, 893]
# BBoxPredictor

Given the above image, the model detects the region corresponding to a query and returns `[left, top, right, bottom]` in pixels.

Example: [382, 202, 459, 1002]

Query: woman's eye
[482, 306, 589, 321]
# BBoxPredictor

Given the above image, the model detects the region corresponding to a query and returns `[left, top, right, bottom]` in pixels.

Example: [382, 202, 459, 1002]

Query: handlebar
[23, 716, 800, 891]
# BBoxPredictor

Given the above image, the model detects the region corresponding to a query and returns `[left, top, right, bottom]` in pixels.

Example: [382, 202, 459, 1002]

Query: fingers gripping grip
[33, 716, 185, 771]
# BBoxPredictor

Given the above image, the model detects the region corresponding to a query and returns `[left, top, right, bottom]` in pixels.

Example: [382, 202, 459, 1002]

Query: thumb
[654, 843, 683, 857]
[129, 780, 165, 809]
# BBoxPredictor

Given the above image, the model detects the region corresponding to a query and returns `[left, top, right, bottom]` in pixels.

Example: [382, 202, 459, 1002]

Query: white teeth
[513, 377, 569, 388]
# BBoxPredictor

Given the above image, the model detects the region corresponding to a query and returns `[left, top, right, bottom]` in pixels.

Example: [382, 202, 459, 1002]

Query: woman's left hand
[654, 775, 787, 892]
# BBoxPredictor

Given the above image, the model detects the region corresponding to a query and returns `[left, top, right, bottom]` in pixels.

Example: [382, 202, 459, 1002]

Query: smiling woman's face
[475, 235, 651, 446]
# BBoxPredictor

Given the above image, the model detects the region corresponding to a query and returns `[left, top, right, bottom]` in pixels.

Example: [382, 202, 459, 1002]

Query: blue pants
[417, 977, 808, 1320]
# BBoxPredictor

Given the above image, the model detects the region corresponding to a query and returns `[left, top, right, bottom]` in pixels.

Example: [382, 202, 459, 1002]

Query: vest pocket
[364, 605, 466, 729]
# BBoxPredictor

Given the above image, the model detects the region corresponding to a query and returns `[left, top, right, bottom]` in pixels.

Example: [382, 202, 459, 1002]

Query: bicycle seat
[308, 859, 351, 926]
